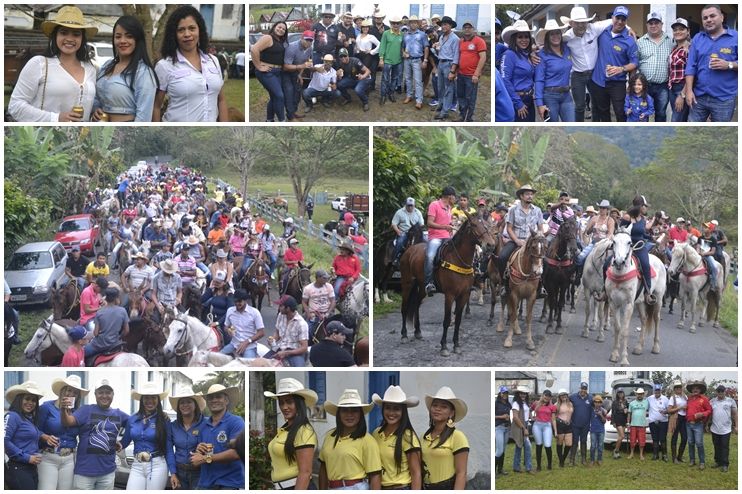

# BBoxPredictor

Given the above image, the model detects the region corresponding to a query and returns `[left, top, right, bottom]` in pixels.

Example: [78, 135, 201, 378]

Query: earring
[446, 418, 454, 428]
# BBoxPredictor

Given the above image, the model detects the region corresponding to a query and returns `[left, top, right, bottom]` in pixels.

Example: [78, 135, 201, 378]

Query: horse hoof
[668, 309, 673, 315]
[401, 336, 409, 343]
[487, 319, 493, 327]
[651, 345, 660, 354]
[689, 327, 696, 334]
[581, 330, 589, 339]
[514, 326, 522, 335]
[526, 341, 535, 351]
[555, 326, 563, 335]
[632, 346, 643, 356]
[440, 348, 450, 357]
[503, 337, 513, 348]
[713, 322, 719, 328]
[570, 307, 576, 314]
[676, 322, 684, 329]
[545, 325, 553, 334]
[453, 346, 462, 355]
[597, 333, 605, 343]
[496, 324, 504, 333]
[414, 333, 423, 340]
[464, 312, 471, 319]
[620, 361, 630, 367]
[609, 353, 619, 363]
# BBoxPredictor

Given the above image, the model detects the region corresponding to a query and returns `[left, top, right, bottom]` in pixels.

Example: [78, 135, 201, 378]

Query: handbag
[667, 395, 678, 436]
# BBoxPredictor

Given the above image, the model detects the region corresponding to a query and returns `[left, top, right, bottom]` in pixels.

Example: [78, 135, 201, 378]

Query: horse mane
[451, 218, 473, 246]
[547, 217, 577, 258]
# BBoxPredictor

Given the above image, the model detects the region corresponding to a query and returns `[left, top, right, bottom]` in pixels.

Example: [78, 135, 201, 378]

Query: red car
[54, 214, 101, 256]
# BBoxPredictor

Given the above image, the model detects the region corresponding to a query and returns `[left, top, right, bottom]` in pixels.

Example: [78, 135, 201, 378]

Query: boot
[569, 444, 577, 466]
[536, 444, 542, 471]
[661, 443, 668, 462]
[580, 442, 587, 466]
[556, 444, 564, 467]
[652, 442, 659, 460]
[380, 95, 386, 105]
[671, 443, 677, 464]
[677, 442, 686, 463]
[546, 446, 553, 470]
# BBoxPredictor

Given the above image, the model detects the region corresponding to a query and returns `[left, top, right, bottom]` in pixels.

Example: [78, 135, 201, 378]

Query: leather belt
[408, 56, 423, 60]
[439, 59, 453, 62]
[42, 447, 76, 457]
[328, 478, 365, 488]
[262, 63, 283, 68]
[135, 451, 164, 462]
[545, 85, 571, 93]
[516, 89, 534, 97]
[381, 483, 411, 489]
[274, 477, 298, 489]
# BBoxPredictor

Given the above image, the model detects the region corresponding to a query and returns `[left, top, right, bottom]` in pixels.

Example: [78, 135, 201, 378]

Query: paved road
[372, 288, 737, 367]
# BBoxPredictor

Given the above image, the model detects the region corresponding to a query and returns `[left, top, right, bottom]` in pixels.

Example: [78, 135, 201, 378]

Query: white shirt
[8, 56, 97, 122]
[563, 19, 613, 72]
[355, 34, 381, 55]
[154, 50, 223, 122]
[710, 397, 737, 435]
[235, 52, 245, 67]
[668, 393, 688, 417]
[308, 67, 337, 91]
[224, 305, 264, 348]
[647, 394, 670, 423]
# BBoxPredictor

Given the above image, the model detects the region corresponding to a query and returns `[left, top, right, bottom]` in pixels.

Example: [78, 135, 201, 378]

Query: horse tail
[706, 289, 720, 322]
[403, 282, 422, 327]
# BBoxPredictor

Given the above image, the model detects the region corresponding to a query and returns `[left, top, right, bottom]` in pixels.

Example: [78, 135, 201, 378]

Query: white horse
[163, 310, 221, 361]
[24, 315, 149, 367]
[581, 238, 613, 342]
[668, 242, 724, 331]
[186, 346, 273, 367]
[337, 277, 369, 324]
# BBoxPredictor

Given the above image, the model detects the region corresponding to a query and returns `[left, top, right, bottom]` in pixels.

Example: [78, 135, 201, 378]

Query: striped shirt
[176, 255, 197, 284]
[637, 33, 673, 83]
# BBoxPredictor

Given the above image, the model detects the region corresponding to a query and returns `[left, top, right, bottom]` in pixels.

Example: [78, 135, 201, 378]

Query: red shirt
[458, 36, 487, 76]
[333, 254, 361, 278]
[686, 394, 712, 423]
[79, 284, 100, 325]
[668, 225, 688, 247]
[668, 45, 688, 87]
[284, 247, 304, 266]
[61, 345, 85, 367]
[343, 212, 356, 225]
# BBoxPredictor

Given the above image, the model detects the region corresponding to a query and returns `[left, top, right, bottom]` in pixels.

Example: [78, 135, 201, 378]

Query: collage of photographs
[0, 1, 737, 493]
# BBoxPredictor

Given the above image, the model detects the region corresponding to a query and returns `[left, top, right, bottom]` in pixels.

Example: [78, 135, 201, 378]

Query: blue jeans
[284, 353, 306, 367]
[576, 242, 595, 266]
[302, 87, 341, 106]
[647, 82, 669, 122]
[424, 238, 443, 285]
[513, 436, 532, 471]
[175, 465, 201, 490]
[333, 276, 347, 299]
[532, 421, 553, 447]
[705, 255, 718, 287]
[572, 423, 590, 454]
[669, 82, 689, 122]
[436, 60, 456, 115]
[495, 425, 510, 457]
[687, 421, 705, 464]
[265, 251, 277, 272]
[404, 58, 424, 102]
[456, 75, 479, 121]
[255, 68, 286, 122]
[570, 70, 593, 121]
[381, 63, 402, 98]
[392, 232, 408, 262]
[337, 77, 371, 104]
[590, 432, 605, 461]
[689, 94, 737, 122]
[281, 71, 302, 119]
[542, 89, 576, 122]
[220, 342, 258, 358]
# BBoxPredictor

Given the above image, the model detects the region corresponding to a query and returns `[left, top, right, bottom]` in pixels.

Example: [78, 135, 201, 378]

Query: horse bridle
[170, 314, 215, 356]
[30, 319, 54, 364]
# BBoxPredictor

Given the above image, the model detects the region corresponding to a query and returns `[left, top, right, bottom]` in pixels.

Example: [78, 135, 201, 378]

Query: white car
[331, 196, 347, 211]
[88, 42, 114, 69]
[604, 378, 655, 446]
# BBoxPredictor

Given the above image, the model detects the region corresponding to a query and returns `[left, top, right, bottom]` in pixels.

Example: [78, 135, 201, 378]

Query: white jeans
[38, 450, 75, 489]
[125, 455, 168, 490]
[73, 471, 115, 490]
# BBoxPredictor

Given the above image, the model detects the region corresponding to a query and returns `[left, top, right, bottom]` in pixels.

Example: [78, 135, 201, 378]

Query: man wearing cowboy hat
[151, 258, 182, 317]
[176, 242, 199, 287]
[220, 288, 264, 358]
[312, 10, 341, 64]
[332, 239, 361, 299]
[686, 381, 712, 468]
[433, 16, 460, 120]
[302, 269, 336, 341]
[121, 251, 154, 309]
[303, 54, 341, 111]
[546, 191, 575, 244]
[378, 15, 405, 105]
[337, 11, 356, 50]
[191, 384, 245, 489]
[184, 235, 210, 279]
[498, 184, 544, 281]
[402, 16, 430, 109]
[309, 320, 357, 367]
[368, 11, 390, 91]
[424, 186, 456, 296]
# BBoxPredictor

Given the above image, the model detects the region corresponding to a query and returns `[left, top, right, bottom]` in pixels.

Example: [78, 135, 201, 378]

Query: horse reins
[510, 237, 545, 285]
[62, 283, 82, 318]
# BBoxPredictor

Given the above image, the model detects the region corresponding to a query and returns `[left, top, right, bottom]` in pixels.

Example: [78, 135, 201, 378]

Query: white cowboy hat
[324, 389, 374, 415]
[41, 6, 98, 38]
[425, 386, 468, 422]
[132, 251, 148, 260]
[597, 199, 611, 208]
[52, 375, 90, 397]
[131, 381, 169, 401]
[388, 15, 403, 23]
[187, 235, 200, 245]
[160, 258, 178, 274]
[264, 378, 318, 408]
[502, 20, 531, 44]
[558, 388, 569, 396]
[372, 385, 420, 408]
[5, 381, 45, 403]
[216, 249, 228, 258]
[168, 389, 207, 411]
[205, 383, 241, 406]
[560, 6, 596, 25]
[535, 19, 568, 46]
[515, 385, 530, 394]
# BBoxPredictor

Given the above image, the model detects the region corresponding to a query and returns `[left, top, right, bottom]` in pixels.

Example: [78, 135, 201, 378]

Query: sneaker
[722, 466, 728, 472]
[363, 103, 369, 111]
[699, 463, 705, 470]
[434, 113, 448, 120]
[425, 283, 436, 297]
[429, 99, 439, 107]
[613, 451, 620, 459]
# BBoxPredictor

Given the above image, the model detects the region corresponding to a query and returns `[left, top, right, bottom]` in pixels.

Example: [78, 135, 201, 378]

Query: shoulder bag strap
[41, 57, 49, 110]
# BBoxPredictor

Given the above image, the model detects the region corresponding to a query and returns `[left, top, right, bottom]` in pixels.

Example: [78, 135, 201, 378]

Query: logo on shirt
[720, 47, 732, 54]
[613, 45, 622, 52]
[217, 430, 228, 443]
[192, 429, 200, 435]
[468, 43, 476, 50]
[640, 101, 647, 106]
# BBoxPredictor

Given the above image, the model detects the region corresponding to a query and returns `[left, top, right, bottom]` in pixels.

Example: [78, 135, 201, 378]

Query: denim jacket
[94, 59, 157, 121]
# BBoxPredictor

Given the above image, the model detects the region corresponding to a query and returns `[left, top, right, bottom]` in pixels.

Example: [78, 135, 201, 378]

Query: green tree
[4, 181, 53, 255]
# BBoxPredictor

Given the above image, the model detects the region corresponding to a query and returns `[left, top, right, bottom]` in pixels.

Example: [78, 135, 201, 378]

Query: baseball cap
[405, 197, 415, 206]
[326, 321, 352, 336]
[498, 385, 509, 394]
[612, 6, 630, 18]
[302, 30, 315, 39]
[273, 294, 298, 310]
[68, 325, 87, 342]
[323, 54, 334, 62]
[338, 48, 349, 57]
[315, 269, 329, 279]
[580, 382, 588, 389]
[653, 383, 663, 391]
[477, 198, 486, 206]
[289, 238, 299, 245]
[671, 18, 689, 29]
[676, 217, 686, 223]
[71, 246, 80, 252]
[462, 20, 475, 28]
[716, 385, 726, 392]
[233, 289, 250, 301]
[646, 12, 663, 22]
[95, 378, 114, 391]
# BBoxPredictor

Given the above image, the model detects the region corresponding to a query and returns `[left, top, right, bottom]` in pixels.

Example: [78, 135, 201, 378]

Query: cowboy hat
[374, 11, 386, 18]
[205, 383, 241, 405]
[160, 258, 178, 274]
[515, 385, 530, 394]
[264, 378, 318, 408]
[425, 386, 468, 422]
[502, 20, 531, 44]
[585, 205, 597, 214]
[635, 388, 646, 395]
[324, 389, 374, 415]
[388, 15, 403, 23]
[132, 251, 148, 260]
[560, 6, 596, 25]
[515, 184, 537, 197]
[169, 389, 207, 411]
[372, 385, 420, 408]
[42, 6, 98, 38]
[535, 19, 568, 46]
[408, 15, 420, 23]
[338, 239, 355, 252]
[353, 14, 365, 21]
[597, 199, 611, 208]
[52, 375, 90, 397]
[686, 380, 707, 394]
[5, 381, 45, 403]
[361, 19, 372, 27]
[131, 381, 169, 401]
[558, 388, 569, 396]
[187, 235, 200, 245]
[439, 16, 457, 29]
[216, 249, 228, 258]
[672, 380, 683, 388]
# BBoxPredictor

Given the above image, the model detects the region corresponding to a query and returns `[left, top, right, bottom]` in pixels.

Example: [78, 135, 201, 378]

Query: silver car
[604, 378, 655, 446]
[5, 241, 68, 306]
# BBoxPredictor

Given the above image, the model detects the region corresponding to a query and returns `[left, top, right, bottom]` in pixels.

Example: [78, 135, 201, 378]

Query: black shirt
[370, 22, 390, 40]
[309, 340, 355, 367]
[66, 255, 90, 277]
[334, 57, 366, 80]
[313, 22, 340, 56]
[495, 398, 511, 427]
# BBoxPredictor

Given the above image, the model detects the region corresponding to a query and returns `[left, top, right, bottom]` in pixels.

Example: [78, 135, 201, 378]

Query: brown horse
[242, 259, 270, 311]
[400, 213, 497, 356]
[51, 281, 81, 321]
[282, 262, 314, 302]
[542, 216, 579, 335]
[272, 197, 289, 213]
[501, 228, 547, 350]
[374, 223, 425, 304]
[180, 283, 204, 321]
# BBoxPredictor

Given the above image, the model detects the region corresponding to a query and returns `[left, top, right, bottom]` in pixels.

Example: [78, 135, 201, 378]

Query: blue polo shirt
[591, 26, 638, 87]
[686, 29, 738, 100]
[38, 400, 81, 449]
[4, 411, 42, 462]
[495, 42, 507, 70]
[72, 404, 129, 476]
[403, 30, 429, 58]
[590, 408, 606, 433]
[501, 49, 535, 109]
[167, 416, 205, 471]
[569, 392, 593, 427]
[121, 412, 173, 472]
[198, 412, 245, 489]
[283, 40, 312, 66]
[534, 45, 573, 106]
[495, 70, 515, 121]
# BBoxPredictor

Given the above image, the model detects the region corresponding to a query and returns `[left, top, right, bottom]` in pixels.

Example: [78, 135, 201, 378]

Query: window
[455, 4, 479, 27]
[431, 4, 445, 17]
[221, 4, 233, 19]
[308, 372, 326, 420]
[410, 4, 420, 17]
[569, 371, 581, 393]
[589, 371, 606, 395]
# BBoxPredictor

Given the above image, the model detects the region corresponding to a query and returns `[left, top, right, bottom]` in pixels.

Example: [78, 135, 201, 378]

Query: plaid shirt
[668, 45, 689, 87]
[637, 33, 673, 83]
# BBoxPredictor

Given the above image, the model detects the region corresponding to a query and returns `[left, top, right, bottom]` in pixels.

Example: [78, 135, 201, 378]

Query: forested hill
[564, 127, 676, 168]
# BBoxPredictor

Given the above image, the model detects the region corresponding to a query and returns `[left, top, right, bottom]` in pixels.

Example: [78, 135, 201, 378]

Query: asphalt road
[372, 287, 737, 367]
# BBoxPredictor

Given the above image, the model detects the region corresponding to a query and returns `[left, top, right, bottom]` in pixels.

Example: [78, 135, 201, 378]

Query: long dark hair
[378, 403, 420, 474]
[629, 72, 649, 99]
[281, 395, 314, 464]
[542, 31, 565, 56]
[102, 16, 158, 91]
[137, 400, 168, 453]
[175, 397, 202, 426]
[331, 407, 367, 447]
[9, 394, 40, 425]
[161, 6, 210, 63]
[424, 400, 456, 449]
[46, 26, 91, 61]
[270, 21, 288, 44]
[507, 32, 534, 55]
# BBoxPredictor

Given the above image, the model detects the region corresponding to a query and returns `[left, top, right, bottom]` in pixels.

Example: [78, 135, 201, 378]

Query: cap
[322, 54, 334, 62]
[498, 385, 509, 394]
[405, 197, 415, 206]
[315, 269, 330, 279]
[233, 289, 250, 301]
[326, 320, 352, 336]
[338, 48, 349, 57]
[462, 20, 475, 28]
[71, 246, 80, 252]
[676, 217, 686, 223]
[613, 6, 630, 18]
[289, 238, 299, 245]
[716, 385, 726, 392]
[68, 325, 87, 342]
[653, 383, 663, 391]
[671, 18, 689, 29]
[580, 382, 588, 389]
[95, 378, 114, 391]
[477, 198, 487, 206]
[273, 294, 298, 310]
[647, 11, 663, 22]
[542, 389, 552, 396]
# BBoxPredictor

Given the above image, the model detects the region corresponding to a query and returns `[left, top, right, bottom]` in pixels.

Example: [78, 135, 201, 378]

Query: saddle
[605, 255, 657, 301]
[85, 344, 125, 367]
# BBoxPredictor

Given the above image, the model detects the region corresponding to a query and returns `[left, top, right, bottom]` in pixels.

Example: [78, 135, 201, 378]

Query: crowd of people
[8, 5, 231, 122]
[4, 376, 245, 490]
[495, 380, 737, 475]
[264, 378, 470, 490]
[251, 10, 488, 121]
[495, 4, 738, 122]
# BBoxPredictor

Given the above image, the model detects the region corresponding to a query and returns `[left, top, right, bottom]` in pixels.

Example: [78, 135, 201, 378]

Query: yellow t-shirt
[451, 206, 477, 219]
[372, 427, 421, 487]
[319, 429, 382, 481]
[268, 423, 318, 482]
[85, 261, 110, 279]
[215, 190, 225, 203]
[235, 196, 244, 208]
[421, 429, 469, 484]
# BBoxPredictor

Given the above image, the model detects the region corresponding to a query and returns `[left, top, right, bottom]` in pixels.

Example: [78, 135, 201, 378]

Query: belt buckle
[136, 451, 152, 462]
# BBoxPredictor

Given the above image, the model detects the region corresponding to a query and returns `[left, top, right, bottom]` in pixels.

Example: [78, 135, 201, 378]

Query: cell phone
[543, 108, 551, 122]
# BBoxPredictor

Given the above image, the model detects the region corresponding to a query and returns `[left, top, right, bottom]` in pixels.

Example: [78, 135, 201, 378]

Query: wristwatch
[205, 453, 213, 464]
[728, 62, 734, 70]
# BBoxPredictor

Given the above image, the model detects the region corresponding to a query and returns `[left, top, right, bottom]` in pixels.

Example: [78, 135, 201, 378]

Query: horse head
[407, 223, 425, 246]
[163, 309, 191, 359]
[612, 231, 633, 270]
[558, 216, 579, 260]
[464, 211, 498, 248]
[525, 228, 547, 276]
[24, 315, 54, 362]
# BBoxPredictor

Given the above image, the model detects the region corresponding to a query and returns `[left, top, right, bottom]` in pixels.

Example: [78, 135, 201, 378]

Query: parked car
[5, 241, 68, 306]
[88, 42, 114, 69]
[331, 196, 347, 211]
[604, 377, 655, 446]
[54, 214, 100, 256]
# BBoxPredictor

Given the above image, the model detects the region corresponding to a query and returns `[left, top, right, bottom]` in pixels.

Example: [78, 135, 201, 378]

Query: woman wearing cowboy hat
[264, 378, 319, 490]
[331, 239, 361, 299]
[167, 389, 207, 490]
[685, 380, 712, 469]
[509, 386, 532, 474]
[120, 381, 172, 489]
[372, 385, 422, 489]
[8, 6, 98, 122]
[4, 381, 48, 489]
[421, 386, 470, 489]
[319, 389, 382, 490]
[37, 376, 88, 489]
[534, 19, 575, 122]
[501, 20, 536, 122]
[494, 386, 511, 476]
[555, 388, 574, 467]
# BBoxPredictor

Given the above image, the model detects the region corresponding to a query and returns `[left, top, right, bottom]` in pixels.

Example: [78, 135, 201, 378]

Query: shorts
[556, 419, 572, 435]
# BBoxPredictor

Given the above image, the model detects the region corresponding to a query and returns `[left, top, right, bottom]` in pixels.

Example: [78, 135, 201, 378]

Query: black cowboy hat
[440, 16, 457, 28]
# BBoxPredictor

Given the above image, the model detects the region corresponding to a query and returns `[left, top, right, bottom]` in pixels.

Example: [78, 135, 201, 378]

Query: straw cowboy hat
[425, 386, 468, 422]
[131, 381, 169, 401]
[502, 19, 531, 44]
[324, 389, 374, 415]
[5, 381, 45, 403]
[388, 15, 403, 23]
[372, 385, 420, 408]
[264, 378, 318, 408]
[339, 239, 355, 252]
[169, 389, 207, 411]
[535, 19, 568, 46]
[361, 19, 372, 27]
[160, 258, 178, 274]
[205, 383, 241, 405]
[187, 235, 200, 245]
[42, 6, 98, 38]
[132, 251, 148, 261]
[515, 184, 537, 198]
[51, 375, 90, 397]
[560, 6, 596, 25]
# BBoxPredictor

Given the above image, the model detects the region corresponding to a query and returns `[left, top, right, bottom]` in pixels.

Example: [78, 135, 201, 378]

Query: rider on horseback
[617, 195, 656, 305]
[391, 197, 424, 268]
[699, 223, 721, 292]
[281, 238, 304, 294]
[281, 217, 298, 243]
[332, 240, 361, 299]
[546, 192, 575, 244]
[85, 253, 110, 285]
[424, 186, 456, 297]
[64, 246, 89, 290]
[575, 199, 615, 285]
[302, 269, 336, 342]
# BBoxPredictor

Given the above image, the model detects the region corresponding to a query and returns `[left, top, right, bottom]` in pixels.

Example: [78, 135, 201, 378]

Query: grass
[223, 77, 245, 115]
[373, 292, 401, 317]
[8, 305, 49, 367]
[496, 434, 737, 490]
[719, 279, 737, 336]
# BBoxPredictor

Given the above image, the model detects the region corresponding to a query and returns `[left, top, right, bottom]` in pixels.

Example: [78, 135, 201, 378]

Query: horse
[51, 280, 81, 321]
[272, 197, 289, 213]
[501, 228, 547, 350]
[242, 259, 270, 311]
[374, 224, 424, 304]
[163, 310, 222, 364]
[668, 242, 724, 332]
[336, 277, 369, 330]
[114, 240, 138, 273]
[542, 217, 579, 334]
[580, 238, 612, 342]
[282, 262, 314, 302]
[24, 315, 149, 366]
[400, 214, 497, 356]
[180, 283, 204, 321]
